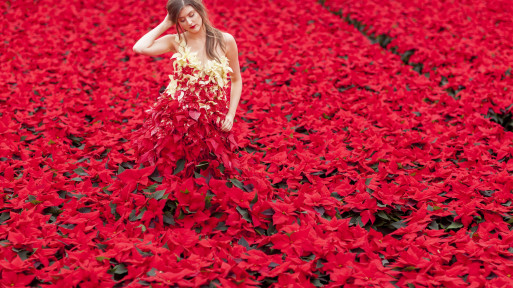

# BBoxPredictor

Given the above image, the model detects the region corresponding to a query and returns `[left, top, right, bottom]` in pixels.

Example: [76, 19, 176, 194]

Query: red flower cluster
[1, 0, 513, 286]
[322, 0, 513, 108]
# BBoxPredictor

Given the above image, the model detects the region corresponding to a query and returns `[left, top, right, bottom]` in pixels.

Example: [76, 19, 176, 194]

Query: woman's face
[178, 5, 202, 34]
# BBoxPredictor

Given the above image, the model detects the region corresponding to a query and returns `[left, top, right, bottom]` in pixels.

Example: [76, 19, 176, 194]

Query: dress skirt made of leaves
[131, 35, 239, 177]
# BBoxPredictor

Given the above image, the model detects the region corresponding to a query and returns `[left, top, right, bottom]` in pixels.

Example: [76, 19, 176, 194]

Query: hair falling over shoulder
[166, 0, 226, 62]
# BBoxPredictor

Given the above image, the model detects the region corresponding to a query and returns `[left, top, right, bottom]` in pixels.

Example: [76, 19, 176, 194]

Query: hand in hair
[163, 13, 174, 27]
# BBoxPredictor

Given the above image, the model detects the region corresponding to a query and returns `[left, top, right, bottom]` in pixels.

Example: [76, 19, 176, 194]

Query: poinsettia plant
[1, 0, 512, 286]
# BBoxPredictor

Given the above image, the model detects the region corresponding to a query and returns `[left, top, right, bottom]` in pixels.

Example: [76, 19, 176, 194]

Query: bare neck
[185, 26, 207, 43]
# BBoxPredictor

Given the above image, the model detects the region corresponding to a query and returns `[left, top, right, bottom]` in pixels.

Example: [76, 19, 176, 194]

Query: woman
[131, 0, 242, 178]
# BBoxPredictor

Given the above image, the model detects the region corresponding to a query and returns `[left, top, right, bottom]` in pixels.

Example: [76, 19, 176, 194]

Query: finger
[224, 122, 231, 132]
[221, 123, 228, 132]
[223, 123, 231, 132]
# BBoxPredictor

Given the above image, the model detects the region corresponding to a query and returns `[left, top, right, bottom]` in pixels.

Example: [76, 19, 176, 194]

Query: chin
[189, 25, 202, 33]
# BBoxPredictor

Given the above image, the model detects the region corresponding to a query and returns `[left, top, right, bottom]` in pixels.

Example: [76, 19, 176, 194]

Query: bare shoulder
[222, 32, 237, 56]
[222, 32, 236, 45]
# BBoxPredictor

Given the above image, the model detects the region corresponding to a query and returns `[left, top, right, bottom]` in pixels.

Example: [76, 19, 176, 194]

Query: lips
[190, 25, 196, 29]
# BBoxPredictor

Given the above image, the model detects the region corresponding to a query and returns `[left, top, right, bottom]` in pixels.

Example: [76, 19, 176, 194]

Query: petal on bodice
[161, 34, 232, 120]
[167, 35, 232, 93]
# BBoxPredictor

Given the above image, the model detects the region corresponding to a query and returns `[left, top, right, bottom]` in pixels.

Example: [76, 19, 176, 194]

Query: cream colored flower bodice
[164, 35, 233, 102]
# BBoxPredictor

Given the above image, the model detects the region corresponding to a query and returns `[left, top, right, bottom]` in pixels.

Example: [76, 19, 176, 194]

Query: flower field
[2, 0, 513, 287]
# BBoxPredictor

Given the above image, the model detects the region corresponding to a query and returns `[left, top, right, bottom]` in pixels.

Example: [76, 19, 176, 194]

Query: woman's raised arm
[133, 14, 176, 56]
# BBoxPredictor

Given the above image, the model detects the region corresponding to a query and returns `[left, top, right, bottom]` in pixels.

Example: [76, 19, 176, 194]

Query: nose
[187, 18, 193, 26]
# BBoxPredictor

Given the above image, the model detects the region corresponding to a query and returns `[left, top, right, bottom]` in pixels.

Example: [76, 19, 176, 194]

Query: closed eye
[179, 13, 195, 22]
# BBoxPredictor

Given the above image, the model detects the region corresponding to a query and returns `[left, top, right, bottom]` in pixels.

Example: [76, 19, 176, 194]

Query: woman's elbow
[231, 76, 242, 85]
[133, 45, 144, 54]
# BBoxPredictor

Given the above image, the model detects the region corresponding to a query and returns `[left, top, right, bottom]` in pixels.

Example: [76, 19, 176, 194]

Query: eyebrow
[178, 11, 194, 19]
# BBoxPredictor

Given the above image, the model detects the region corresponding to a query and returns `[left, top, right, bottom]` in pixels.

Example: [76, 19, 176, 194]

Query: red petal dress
[131, 35, 239, 177]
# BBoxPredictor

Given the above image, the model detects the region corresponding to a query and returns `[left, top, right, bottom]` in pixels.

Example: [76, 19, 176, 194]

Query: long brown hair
[166, 0, 226, 62]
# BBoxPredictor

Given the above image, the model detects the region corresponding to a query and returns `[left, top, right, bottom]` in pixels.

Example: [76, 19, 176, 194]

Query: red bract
[0, 270, 35, 287]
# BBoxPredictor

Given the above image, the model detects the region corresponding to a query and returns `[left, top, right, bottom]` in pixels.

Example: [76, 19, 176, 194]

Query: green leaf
[330, 192, 343, 200]
[300, 254, 316, 262]
[129, 208, 146, 222]
[177, 209, 185, 220]
[230, 178, 244, 190]
[195, 161, 209, 170]
[217, 163, 225, 174]
[376, 211, 390, 220]
[151, 189, 166, 200]
[313, 206, 325, 216]
[102, 186, 112, 195]
[73, 167, 89, 176]
[236, 206, 252, 223]
[146, 268, 157, 277]
[173, 158, 185, 175]
[205, 195, 213, 209]
[163, 211, 175, 225]
[311, 278, 323, 287]
[74, 157, 89, 163]
[428, 221, 439, 230]
[111, 264, 128, 275]
[143, 184, 158, 192]
[43, 206, 63, 217]
[77, 207, 92, 213]
[0, 213, 10, 224]
[266, 219, 277, 235]
[238, 236, 250, 250]
[150, 176, 163, 183]
[446, 221, 463, 230]
[137, 224, 147, 233]
[109, 203, 120, 220]
[147, 166, 162, 182]
[26, 195, 41, 205]
[117, 165, 125, 175]
[390, 220, 406, 230]
[214, 221, 228, 231]
[15, 248, 31, 261]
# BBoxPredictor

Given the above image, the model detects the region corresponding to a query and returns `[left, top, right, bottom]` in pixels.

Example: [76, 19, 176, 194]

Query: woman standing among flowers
[131, 0, 242, 178]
